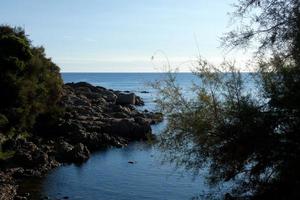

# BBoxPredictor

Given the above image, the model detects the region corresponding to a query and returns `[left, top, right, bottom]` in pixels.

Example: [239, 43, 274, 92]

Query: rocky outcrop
[0, 82, 163, 200]
[103, 118, 151, 140]
[68, 143, 90, 163]
[0, 171, 16, 200]
[116, 93, 136, 105]
[59, 82, 161, 146]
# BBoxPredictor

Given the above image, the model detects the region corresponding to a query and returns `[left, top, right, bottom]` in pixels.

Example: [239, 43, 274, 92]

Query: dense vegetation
[154, 0, 300, 199]
[0, 25, 63, 156]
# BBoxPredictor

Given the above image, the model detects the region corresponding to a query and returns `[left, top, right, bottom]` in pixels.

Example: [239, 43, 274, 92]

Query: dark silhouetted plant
[154, 1, 300, 199]
[0, 25, 63, 143]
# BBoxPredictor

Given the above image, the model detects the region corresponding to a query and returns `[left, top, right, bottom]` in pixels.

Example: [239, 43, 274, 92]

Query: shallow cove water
[24, 73, 209, 199]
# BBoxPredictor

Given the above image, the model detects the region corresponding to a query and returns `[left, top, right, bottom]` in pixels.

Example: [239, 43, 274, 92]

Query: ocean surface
[25, 73, 239, 200]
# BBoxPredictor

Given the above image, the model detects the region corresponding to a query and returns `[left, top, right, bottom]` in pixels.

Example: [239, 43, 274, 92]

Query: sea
[23, 73, 241, 200]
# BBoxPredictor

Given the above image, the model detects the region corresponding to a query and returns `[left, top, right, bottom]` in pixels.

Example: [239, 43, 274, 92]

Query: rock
[59, 82, 160, 144]
[71, 96, 91, 107]
[14, 195, 27, 200]
[116, 93, 136, 105]
[9, 167, 25, 179]
[102, 91, 117, 103]
[140, 91, 149, 93]
[0, 81, 164, 199]
[144, 112, 164, 124]
[0, 171, 17, 200]
[83, 91, 102, 99]
[135, 96, 144, 106]
[23, 169, 42, 177]
[104, 118, 152, 140]
[100, 133, 126, 147]
[12, 141, 50, 169]
[54, 141, 74, 162]
[55, 141, 90, 163]
[112, 112, 129, 118]
[111, 105, 131, 114]
[134, 116, 148, 124]
[55, 140, 74, 154]
[71, 131, 105, 150]
[31, 149, 49, 166]
[69, 143, 90, 163]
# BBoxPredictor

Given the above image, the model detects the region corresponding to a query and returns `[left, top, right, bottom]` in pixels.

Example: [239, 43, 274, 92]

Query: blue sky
[0, 0, 245, 72]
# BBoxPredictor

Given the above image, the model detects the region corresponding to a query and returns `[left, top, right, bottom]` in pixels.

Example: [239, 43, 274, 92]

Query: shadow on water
[18, 123, 206, 200]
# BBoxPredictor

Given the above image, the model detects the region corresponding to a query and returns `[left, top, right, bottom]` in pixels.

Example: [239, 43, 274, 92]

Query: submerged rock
[140, 91, 149, 93]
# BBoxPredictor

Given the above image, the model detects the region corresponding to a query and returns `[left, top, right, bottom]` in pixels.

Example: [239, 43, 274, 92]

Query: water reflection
[38, 138, 205, 200]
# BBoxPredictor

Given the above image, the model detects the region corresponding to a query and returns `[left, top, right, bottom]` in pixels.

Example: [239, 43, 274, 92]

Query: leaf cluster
[0, 25, 63, 143]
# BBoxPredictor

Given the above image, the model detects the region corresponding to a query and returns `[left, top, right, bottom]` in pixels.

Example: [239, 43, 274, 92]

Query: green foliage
[155, 1, 300, 199]
[0, 25, 63, 138]
[0, 150, 15, 161]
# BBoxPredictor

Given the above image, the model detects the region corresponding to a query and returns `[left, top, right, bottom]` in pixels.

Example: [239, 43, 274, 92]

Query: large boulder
[116, 93, 136, 105]
[54, 140, 74, 162]
[69, 143, 90, 163]
[104, 118, 151, 140]
[135, 96, 144, 106]
[101, 91, 118, 103]
[54, 141, 90, 163]
[143, 112, 164, 124]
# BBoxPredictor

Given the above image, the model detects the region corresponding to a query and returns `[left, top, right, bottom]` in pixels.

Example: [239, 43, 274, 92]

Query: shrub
[0, 25, 63, 138]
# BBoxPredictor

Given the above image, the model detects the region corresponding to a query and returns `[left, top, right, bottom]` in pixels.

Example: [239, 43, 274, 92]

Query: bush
[0, 25, 63, 138]
[154, 1, 300, 199]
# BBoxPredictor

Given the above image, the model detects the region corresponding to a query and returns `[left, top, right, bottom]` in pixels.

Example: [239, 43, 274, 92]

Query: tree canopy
[0, 25, 63, 140]
[155, 1, 300, 199]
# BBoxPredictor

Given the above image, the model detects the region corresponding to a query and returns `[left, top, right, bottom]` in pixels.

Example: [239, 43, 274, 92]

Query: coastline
[0, 82, 163, 200]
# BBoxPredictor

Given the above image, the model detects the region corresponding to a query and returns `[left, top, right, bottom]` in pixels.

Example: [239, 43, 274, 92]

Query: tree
[0, 25, 63, 140]
[154, 1, 300, 199]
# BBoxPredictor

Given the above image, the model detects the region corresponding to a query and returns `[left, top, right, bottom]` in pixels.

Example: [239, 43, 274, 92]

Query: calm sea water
[31, 73, 244, 200]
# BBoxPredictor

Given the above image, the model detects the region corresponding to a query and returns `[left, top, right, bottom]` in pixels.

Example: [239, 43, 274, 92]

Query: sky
[0, 0, 248, 72]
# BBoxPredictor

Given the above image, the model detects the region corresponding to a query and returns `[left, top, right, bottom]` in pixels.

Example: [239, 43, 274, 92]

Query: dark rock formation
[69, 143, 90, 163]
[0, 171, 16, 200]
[0, 82, 163, 200]
[116, 93, 136, 105]
[59, 82, 161, 147]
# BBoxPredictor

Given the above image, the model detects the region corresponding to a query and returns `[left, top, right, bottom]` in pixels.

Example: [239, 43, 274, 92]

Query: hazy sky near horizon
[0, 0, 247, 72]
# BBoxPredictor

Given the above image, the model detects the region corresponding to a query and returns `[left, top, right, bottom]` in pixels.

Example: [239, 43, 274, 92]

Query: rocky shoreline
[0, 82, 163, 200]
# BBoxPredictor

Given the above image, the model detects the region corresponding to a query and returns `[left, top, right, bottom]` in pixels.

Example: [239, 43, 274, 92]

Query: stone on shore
[116, 93, 136, 105]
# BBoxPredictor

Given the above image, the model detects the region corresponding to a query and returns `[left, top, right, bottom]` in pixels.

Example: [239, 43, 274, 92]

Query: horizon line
[60, 71, 255, 73]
